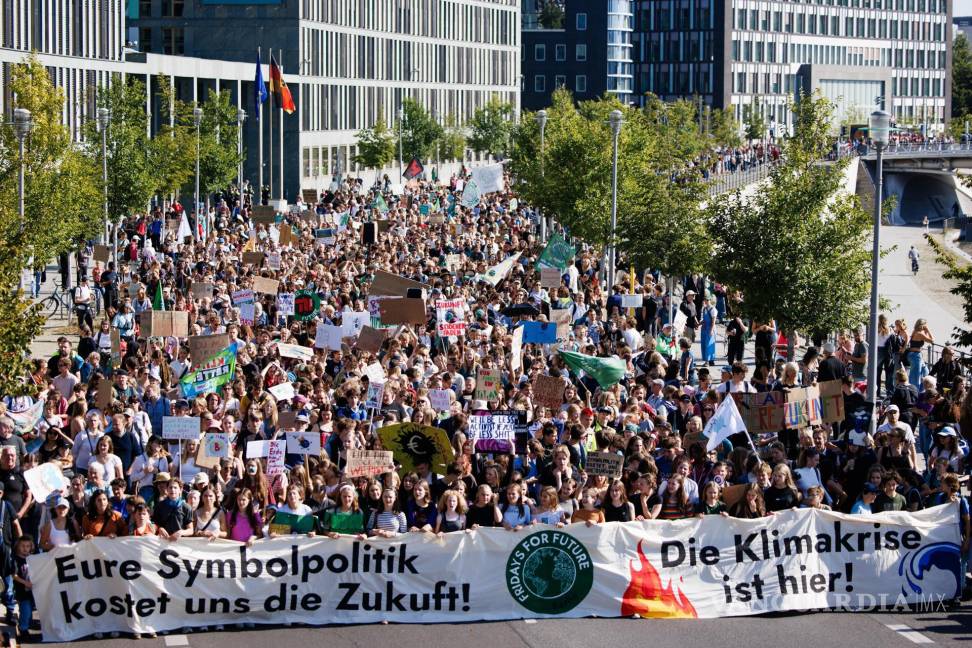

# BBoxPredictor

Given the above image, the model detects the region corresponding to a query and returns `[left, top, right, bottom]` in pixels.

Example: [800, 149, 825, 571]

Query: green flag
[558, 349, 627, 388]
[538, 232, 577, 271]
[153, 281, 165, 311]
[374, 194, 389, 214]
[432, 167, 439, 183]
[180, 346, 237, 398]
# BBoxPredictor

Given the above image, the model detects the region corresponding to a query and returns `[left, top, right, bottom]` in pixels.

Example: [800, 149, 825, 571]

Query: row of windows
[300, 27, 516, 88]
[528, 75, 589, 95]
[299, 0, 518, 47]
[730, 68, 943, 98]
[640, 62, 715, 95]
[1, 0, 125, 60]
[731, 39, 946, 70]
[733, 8, 947, 41]
[530, 43, 588, 63]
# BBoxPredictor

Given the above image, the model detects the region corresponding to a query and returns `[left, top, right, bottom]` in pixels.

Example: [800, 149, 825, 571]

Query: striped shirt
[368, 510, 407, 535]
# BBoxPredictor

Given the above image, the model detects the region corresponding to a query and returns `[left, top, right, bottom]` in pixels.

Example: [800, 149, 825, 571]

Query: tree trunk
[786, 331, 796, 362]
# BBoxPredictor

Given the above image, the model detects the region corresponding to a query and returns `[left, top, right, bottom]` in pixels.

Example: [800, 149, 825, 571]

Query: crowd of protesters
[0, 164, 969, 641]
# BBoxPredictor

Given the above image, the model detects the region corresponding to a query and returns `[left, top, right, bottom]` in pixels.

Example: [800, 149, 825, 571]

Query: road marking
[523, 619, 537, 624]
[165, 635, 189, 647]
[882, 623, 934, 644]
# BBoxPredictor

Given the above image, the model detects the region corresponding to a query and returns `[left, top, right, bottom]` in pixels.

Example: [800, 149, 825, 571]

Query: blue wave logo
[897, 542, 962, 599]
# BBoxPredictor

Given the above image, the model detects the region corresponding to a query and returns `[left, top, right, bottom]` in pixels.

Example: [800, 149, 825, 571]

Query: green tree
[926, 234, 972, 347]
[468, 98, 514, 158]
[396, 98, 443, 162]
[743, 100, 768, 143]
[710, 107, 742, 149]
[953, 33, 972, 119]
[82, 79, 156, 223]
[438, 113, 467, 162]
[708, 92, 874, 357]
[538, 1, 565, 28]
[149, 75, 195, 199]
[0, 53, 101, 394]
[354, 107, 395, 171]
[195, 89, 243, 203]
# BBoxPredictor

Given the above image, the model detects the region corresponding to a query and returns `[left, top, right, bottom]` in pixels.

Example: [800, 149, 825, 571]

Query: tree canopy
[397, 98, 444, 163]
[468, 99, 514, 158]
[354, 107, 396, 171]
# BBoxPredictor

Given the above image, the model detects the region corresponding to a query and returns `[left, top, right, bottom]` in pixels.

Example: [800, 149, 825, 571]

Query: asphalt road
[20, 606, 971, 648]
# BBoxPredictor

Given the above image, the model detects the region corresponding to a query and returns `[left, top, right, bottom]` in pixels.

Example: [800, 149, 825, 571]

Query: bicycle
[40, 285, 72, 320]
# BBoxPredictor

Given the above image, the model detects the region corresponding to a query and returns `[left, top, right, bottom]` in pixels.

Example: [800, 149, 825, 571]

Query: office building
[636, 0, 951, 135]
[521, 0, 634, 110]
[955, 15, 972, 41]
[1, 0, 520, 203]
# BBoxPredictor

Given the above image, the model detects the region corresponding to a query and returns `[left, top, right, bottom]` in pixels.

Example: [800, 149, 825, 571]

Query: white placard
[314, 324, 344, 350]
[268, 382, 296, 402]
[429, 389, 452, 412]
[266, 439, 286, 475]
[365, 381, 385, 409]
[246, 440, 270, 459]
[162, 416, 201, 441]
[276, 343, 313, 361]
[364, 362, 386, 383]
[277, 293, 295, 316]
[620, 294, 642, 308]
[342, 311, 370, 338]
[285, 431, 321, 455]
[23, 463, 70, 503]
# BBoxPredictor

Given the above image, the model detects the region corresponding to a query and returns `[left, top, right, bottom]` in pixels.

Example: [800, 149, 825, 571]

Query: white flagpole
[278, 48, 284, 203]
[258, 47, 263, 205]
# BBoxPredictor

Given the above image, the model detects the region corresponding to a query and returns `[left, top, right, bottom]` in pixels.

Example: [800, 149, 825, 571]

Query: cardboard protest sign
[467, 411, 517, 442]
[278, 225, 296, 247]
[252, 213, 277, 226]
[253, 276, 280, 295]
[377, 423, 454, 473]
[672, 309, 688, 337]
[378, 297, 426, 325]
[93, 245, 110, 263]
[365, 381, 385, 409]
[428, 389, 453, 412]
[268, 382, 296, 402]
[585, 452, 623, 479]
[540, 267, 562, 289]
[550, 309, 572, 340]
[345, 450, 395, 478]
[364, 362, 386, 383]
[202, 433, 230, 459]
[475, 368, 502, 402]
[302, 189, 318, 204]
[435, 299, 467, 337]
[95, 379, 113, 410]
[191, 282, 214, 300]
[532, 374, 566, 410]
[818, 380, 845, 424]
[285, 431, 321, 455]
[140, 311, 189, 338]
[314, 323, 344, 350]
[251, 205, 276, 219]
[784, 386, 823, 430]
[736, 391, 786, 436]
[293, 290, 320, 321]
[277, 293, 295, 316]
[189, 334, 229, 364]
[23, 464, 69, 503]
[110, 329, 121, 367]
[277, 411, 298, 430]
[369, 269, 426, 297]
[355, 326, 387, 353]
[620, 294, 642, 308]
[267, 252, 282, 270]
[162, 416, 201, 441]
[522, 321, 557, 345]
[276, 343, 314, 361]
[242, 252, 265, 267]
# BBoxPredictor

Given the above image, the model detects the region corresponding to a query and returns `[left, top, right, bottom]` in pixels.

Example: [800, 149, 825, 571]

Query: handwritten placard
[585, 451, 623, 479]
[162, 416, 201, 441]
[345, 450, 395, 478]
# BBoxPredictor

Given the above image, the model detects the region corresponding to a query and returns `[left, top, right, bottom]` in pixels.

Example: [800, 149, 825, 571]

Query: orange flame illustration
[621, 540, 698, 619]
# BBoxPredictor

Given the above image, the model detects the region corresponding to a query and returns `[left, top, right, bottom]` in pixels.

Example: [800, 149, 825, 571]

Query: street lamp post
[535, 109, 547, 243]
[608, 109, 623, 292]
[866, 110, 890, 434]
[236, 108, 246, 202]
[193, 106, 203, 242]
[97, 108, 110, 251]
[13, 108, 32, 293]
[398, 106, 404, 183]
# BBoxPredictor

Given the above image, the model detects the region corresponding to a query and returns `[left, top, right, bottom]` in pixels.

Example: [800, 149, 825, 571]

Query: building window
[555, 74, 566, 87]
[576, 44, 587, 61]
[535, 44, 546, 61]
[162, 27, 184, 54]
[576, 13, 587, 30]
[575, 75, 587, 93]
[139, 27, 152, 52]
[534, 75, 546, 92]
[555, 44, 566, 61]
[163, 0, 183, 17]
[138, 0, 151, 17]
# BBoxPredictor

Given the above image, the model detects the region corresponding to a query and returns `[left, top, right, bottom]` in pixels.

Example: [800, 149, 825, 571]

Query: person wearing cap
[930, 426, 965, 473]
[654, 323, 676, 359]
[678, 290, 699, 343]
[715, 362, 755, 396]
[817, 341, 848, 383]
[850, 482, 880, 514]
[40, 496, 80, 551]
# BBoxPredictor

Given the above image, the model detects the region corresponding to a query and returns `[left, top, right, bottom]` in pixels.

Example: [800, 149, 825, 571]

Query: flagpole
[258, 47, 264, 206]
[268, 54, 274, 203]
[279, 49, 285, 204]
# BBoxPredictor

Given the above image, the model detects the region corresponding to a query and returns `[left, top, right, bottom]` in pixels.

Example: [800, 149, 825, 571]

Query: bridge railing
[705, 160, 779, 197]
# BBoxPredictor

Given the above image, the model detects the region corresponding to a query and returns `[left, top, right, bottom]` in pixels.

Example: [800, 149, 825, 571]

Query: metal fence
[705, 161, 778, 197]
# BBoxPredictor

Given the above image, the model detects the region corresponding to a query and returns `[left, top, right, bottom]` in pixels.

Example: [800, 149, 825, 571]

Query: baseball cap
[296, 412, 310, 423]
[153, 471, 172, 484]
[192, 473, 210, 486]
[936, 426, 958, 437]
[885, 404, 899, 414]
[822, 342, 836, 354]
[863, 483, 880, 494]
[52, 497, 70, 509]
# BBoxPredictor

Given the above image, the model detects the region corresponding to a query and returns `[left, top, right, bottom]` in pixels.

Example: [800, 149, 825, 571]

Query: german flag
[268, 53, 296, 114]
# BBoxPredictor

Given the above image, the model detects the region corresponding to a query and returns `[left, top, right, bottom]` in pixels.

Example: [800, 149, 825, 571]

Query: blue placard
[521, 321, 557, 345]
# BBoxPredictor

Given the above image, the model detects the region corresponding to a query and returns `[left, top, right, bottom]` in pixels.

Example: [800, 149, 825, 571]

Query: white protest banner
[246, 440, 270, 459]
[276, 343, 314, 361]
[470, 163, 505, 194]
[364, 362, 386, 383]
[467, 412, 516, 441]
[365, 381, 385, 410]
[277, 293, 295, 317]
[286, 431, 322, 456]
[435, 299, 467, 337]
[23, 464, 69, 503]
[162, 416, 200, 441]
[268, 382, 296, 402]
[428, 389, 452, 412]
[28, 505, 962, 641]
[672, 309, 688, 337]
[585, 452, 624, 479]
[266, 439, 286, 475]
[342, 311, 370, 338]
[345, 449, 396, 478]
[479, 253, 521, 287]
[620, 294, 642, 308]
[314, 324, 344, 351]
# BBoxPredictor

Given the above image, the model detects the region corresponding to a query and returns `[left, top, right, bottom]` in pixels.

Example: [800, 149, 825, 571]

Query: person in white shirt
[875, 404, 917, 467]
[716, 362, 756, 396]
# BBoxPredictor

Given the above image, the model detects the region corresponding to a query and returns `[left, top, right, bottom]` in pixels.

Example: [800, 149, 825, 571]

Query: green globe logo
[506, 530, 594, 615]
